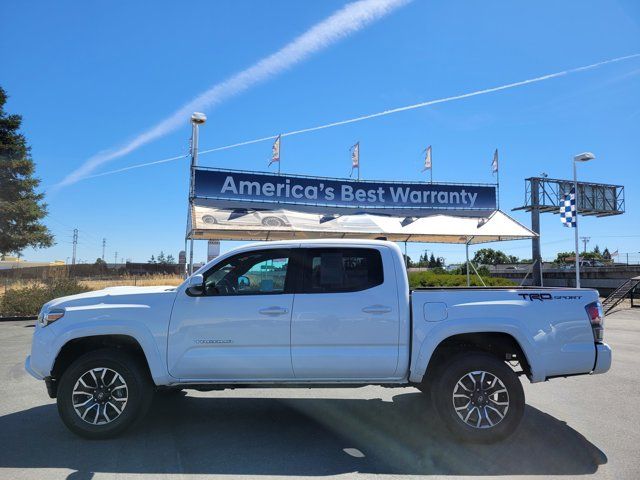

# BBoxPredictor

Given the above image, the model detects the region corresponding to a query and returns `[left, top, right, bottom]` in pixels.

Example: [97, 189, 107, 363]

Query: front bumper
[593, 343, 612, 374]
[24, 355, 44, 380]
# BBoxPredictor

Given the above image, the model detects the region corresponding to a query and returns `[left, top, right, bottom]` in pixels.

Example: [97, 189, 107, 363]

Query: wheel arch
[52, 334, 149, 380]
[49, 327, 167, 397]
[411, 328, 538, 384]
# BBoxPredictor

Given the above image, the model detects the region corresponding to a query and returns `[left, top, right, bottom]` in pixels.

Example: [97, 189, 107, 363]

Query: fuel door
[423, 302, 448, 322]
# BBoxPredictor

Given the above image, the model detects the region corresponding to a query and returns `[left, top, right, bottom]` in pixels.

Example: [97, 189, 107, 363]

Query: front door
[290, 246, 401, 379]
[168, 249, 294, 380]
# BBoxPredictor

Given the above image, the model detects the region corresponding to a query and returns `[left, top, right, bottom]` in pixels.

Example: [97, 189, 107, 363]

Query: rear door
[168, 248, 294, 380]
[290, 245, 401, 379]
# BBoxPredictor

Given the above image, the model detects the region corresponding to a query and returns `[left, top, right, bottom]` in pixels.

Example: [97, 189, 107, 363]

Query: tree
[148, 255, 156, 264]
[428, 253, 437, 268]
[157, 251, 167, 264]
[472, 248, 513, 266]
[402, 254, 414, 267]
[0, 87, 53, 257]
[166, 254, 176, 264]
[603, 248, 611, 260]
[554, 251, 574, 263]
[594, 245, 601, 256]
[94, 258, 106, 266]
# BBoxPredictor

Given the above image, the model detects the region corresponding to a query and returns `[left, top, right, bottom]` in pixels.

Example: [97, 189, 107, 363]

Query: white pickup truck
[26, 239, 611, 442]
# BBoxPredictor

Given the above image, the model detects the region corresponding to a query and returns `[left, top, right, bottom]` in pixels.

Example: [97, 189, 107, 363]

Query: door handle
[362, 305, 392, 315]
[258, 306, 289, 316]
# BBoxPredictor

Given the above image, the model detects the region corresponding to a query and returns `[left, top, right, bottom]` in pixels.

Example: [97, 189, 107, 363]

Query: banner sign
[193, 168, 496, 213]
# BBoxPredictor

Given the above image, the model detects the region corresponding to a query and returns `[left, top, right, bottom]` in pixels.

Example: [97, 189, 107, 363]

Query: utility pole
[114, 251, 118, 265]
[71, 229, 78, 266]
[102, 238, 106, 261]
[580, 236, 590, 253]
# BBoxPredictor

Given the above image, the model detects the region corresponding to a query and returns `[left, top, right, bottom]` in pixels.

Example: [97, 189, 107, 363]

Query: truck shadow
[0, 391, 606, 478]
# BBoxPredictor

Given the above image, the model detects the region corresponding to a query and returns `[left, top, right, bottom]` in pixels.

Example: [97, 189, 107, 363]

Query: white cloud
[53, 0, 411, 190]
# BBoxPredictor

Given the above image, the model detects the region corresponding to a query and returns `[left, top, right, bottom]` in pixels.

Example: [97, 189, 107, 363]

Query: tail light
[585, 301, 604, 343]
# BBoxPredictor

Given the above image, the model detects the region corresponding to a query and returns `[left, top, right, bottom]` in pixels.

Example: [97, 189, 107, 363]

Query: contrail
[199, 52, 640, 149]
[52, 0, 411, 190]
[74, 52, 640, 183]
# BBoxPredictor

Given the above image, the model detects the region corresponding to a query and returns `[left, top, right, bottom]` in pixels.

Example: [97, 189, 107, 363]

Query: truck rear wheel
[57, 349, 153, 439]
[431, 352, 524, 443]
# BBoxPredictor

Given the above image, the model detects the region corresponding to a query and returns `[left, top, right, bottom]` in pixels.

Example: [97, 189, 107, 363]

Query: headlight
[39, 308, 65, 327]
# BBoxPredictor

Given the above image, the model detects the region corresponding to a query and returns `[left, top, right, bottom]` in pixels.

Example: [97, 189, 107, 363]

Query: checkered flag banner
[560, 187, 577, 227]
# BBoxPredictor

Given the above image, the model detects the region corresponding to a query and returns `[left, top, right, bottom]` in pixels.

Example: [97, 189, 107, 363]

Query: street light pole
[573, 152, 596, 288]
[573, 160, 580, 287]
[188, 112, 207, 276]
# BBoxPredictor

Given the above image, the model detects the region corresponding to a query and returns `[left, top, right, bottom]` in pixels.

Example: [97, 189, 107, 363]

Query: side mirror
[187, 274, 204, 295]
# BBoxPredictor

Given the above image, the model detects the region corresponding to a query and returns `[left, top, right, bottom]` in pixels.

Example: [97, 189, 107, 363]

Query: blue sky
[2, 0, 640, 265]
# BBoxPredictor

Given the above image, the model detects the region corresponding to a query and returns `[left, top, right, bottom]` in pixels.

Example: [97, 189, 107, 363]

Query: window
[301, 248, 383, 293]
[203, 250, 290, 296]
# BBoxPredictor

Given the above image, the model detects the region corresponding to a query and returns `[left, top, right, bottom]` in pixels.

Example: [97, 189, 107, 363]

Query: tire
[261, 216, 285, 227]
[57, 349, 154, 439]
[431, 352, 524, 443]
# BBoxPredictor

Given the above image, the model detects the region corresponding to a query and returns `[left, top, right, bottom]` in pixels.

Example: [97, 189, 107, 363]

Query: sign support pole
[530, 178, 543, 286]
[465, 238, 471, 287]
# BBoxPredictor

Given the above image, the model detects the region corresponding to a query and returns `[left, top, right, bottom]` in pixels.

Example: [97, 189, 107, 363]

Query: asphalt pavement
[0, 308, 638, 480]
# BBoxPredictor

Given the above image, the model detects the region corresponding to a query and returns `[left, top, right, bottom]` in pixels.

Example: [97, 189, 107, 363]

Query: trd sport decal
[518, 293, 583, 301]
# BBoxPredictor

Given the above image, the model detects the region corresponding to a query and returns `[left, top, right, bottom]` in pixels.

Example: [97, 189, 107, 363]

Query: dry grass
[79, 275, 184, 290]
[1, 275, 184, 297]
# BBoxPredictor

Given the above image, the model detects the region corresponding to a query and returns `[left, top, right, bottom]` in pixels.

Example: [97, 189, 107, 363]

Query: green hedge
[409, 270, 516, 288]
[0, 280, 90, 317]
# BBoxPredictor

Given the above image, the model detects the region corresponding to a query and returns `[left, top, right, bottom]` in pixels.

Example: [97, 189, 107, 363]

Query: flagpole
[494, 149, 500, 210]
[357, 142, 360, 181]
[496, 164, 500, 210]
[278, 135, 281, 176]
[573, 161, 580, 287]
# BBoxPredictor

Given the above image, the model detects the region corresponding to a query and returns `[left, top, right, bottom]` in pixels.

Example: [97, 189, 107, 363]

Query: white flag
[491, 148, 499, 174]
[422, 145, 432, 171]
[351, 142, 360, 169]
[269, 135, 281, 166]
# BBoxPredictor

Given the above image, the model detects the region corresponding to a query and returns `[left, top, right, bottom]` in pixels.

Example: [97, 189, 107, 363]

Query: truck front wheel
[431, 352, 524, 443]
[56, 349, 153, 439]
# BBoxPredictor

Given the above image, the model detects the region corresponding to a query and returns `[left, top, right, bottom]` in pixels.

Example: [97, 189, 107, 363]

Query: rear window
[301, 248, 383, 293]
